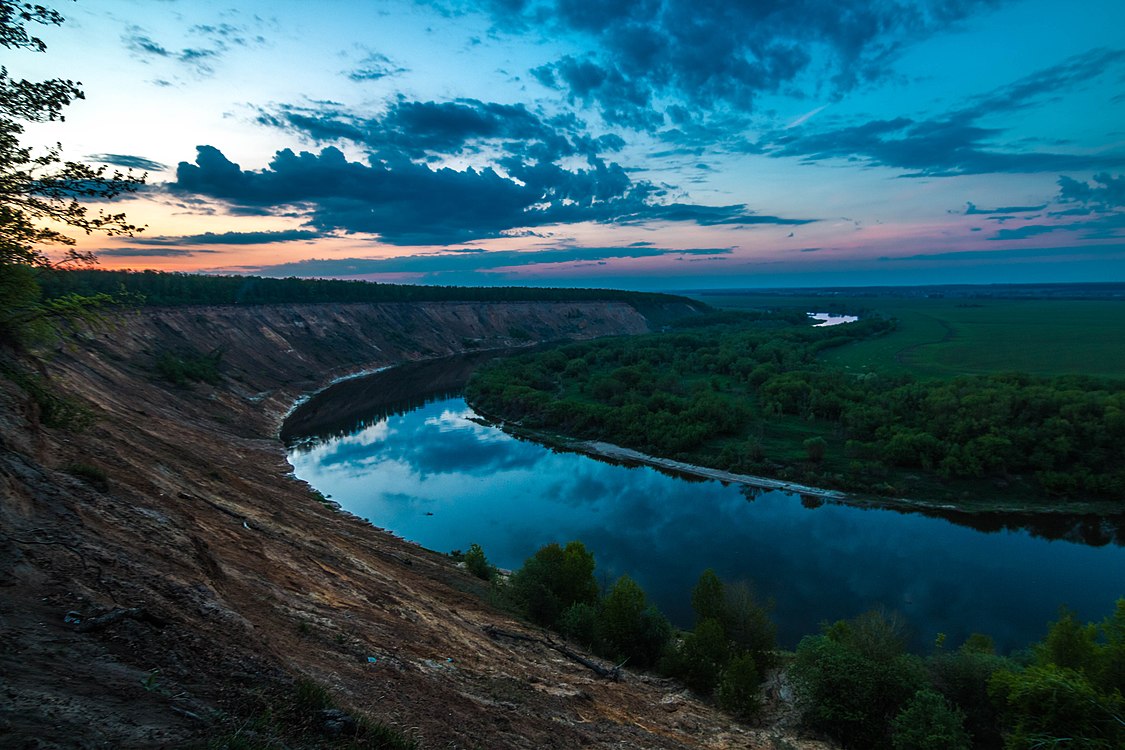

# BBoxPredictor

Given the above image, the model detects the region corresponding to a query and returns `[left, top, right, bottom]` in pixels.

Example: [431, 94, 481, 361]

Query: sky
[14, 0, 1125, 289]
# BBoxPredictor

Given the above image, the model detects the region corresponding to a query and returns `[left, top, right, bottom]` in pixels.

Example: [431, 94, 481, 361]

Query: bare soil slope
[0, 301, 827, 749]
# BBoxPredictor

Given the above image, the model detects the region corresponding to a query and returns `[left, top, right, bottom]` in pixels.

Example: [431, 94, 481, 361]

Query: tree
[507, 540, 598, 629]
[1, 1, 145, 346]
[597, 575, 671, 669]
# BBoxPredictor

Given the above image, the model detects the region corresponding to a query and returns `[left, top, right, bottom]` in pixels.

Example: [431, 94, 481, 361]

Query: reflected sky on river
[289, 394, 1124, 652]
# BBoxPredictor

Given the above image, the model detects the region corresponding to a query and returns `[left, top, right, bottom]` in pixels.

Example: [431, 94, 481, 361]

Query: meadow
[695, 293, 1125, 380]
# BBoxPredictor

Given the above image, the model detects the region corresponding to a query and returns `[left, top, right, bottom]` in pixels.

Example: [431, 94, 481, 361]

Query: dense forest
[465, 539, 1124, 750]
[34, 269, 692, 309]
[466, 312, 1125, 505]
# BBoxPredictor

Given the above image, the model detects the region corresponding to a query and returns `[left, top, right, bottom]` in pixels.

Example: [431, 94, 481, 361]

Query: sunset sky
[17, 0, 1125, 289]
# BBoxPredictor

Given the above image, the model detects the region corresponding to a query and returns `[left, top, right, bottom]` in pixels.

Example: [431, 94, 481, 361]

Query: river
[285, 356, 1124, 652]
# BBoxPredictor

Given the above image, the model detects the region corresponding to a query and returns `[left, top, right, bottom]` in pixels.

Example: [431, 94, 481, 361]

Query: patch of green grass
[207, 677, 418, 750]
[701, 295, 1125, 379]
[155, 347, 224, 386]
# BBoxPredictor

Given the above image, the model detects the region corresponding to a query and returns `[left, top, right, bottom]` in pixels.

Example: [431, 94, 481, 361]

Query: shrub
[507, 540, 598, 629]
[463, 543, 492, 581]
[598, 575, 671, 668]
[890, 689, 970, 750]
[718, 651, 762, 720]
[155, 347, 223, 386]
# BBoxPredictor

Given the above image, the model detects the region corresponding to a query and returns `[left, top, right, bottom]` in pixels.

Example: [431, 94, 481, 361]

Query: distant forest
[467, 311, 1125, 506]
[36, 269, 693, 309]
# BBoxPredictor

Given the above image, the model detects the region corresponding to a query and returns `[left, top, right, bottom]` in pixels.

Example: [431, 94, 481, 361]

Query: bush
[662, 618, 730, 695]
[598, 575, 671, 668]
[507, 540, 598, 629]
[791, 612, 927, 749]
[463, 543, 492, 581]
[155, 347, 223, 386]
[718, 651, 762, 720]
[890, 689, 970, 750]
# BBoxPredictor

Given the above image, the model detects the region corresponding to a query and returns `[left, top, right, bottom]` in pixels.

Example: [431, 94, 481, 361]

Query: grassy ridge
[699, 294, 1125, 380]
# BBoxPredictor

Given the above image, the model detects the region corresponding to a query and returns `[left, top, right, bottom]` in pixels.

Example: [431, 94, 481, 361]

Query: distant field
[696, 294, 1125, 379]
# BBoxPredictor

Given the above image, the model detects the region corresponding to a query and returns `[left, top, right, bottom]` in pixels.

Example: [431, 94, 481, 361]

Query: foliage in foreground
[0, 2, 144, 350]
[480, 539, 1124, 747]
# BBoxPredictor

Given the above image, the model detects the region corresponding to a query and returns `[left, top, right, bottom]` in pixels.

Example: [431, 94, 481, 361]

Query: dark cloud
[236, 245, 733, 280]
[169, 144, 809, 245]
[97, 247, 218, 258]
[1057, 173, 1125, 210]
[86, 153, 167, 171]
[964, 202, 1047, 215]
[347, 52, 408, 81]
[124, 229, 321, 247]
[758, 50, 1125, 176]
[123, 28, 220, 74]
[258, 97, 607, 164]
[466, 0, 1001, 129]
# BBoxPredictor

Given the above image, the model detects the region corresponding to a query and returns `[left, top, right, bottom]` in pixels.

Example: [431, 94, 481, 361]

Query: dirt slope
[0, 300, 829, 749]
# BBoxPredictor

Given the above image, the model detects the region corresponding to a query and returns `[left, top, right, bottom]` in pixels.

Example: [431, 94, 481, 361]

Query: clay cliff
[0, 300, 825, 749]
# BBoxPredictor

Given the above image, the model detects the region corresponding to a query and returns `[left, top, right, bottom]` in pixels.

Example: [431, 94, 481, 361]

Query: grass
[207, 677, 417, 750]
[699, 295, 1125, 380]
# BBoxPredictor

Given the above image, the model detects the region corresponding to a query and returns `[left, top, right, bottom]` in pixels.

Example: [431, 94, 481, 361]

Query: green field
[697, 294, 1125, 380]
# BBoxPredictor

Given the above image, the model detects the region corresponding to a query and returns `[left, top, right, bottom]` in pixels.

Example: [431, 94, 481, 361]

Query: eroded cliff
[0, 300, 825, 749]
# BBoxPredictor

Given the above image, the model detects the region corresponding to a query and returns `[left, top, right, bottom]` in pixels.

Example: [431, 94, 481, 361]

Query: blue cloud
[124, 229, 322, 246]
[237, 245, 734, 280]
[759, 50, 1125, 176]
[464, 0, 1002, 129]
[346, 52, 409, 82]
[86, 153, 167, 171]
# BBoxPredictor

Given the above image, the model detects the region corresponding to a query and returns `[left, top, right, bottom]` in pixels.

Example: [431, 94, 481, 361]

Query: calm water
[287, 363, 1124, 652]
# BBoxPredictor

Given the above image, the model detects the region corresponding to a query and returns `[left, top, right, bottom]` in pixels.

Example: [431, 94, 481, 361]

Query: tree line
[33, 269, 693, 309]
[466, 312, 1125, 504]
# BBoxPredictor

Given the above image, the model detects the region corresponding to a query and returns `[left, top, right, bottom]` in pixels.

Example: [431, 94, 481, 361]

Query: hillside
[0, 300, 826, 749]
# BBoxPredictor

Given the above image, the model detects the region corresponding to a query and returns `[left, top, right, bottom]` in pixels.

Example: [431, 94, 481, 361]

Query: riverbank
[470, 411, 1124, 518]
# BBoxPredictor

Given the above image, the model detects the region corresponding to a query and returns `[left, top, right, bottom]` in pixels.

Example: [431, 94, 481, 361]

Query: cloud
[964, 202, 1047, 215]
[469, 0, 1001, 129]
[346, 52, 408, 81]
[168, 144, 810, 245]
[123, 27, 220, 74]
[258, 97, 612, 164]
[97, 246, 219, 258]
[123, 229, 322, 246]
[235, 245, 733, 280]
[1057, 173, 1125, 210]
[759, 50, 1125, 176]
[881, 245, 1125, 263]
[86, 153, 167, 171]
[122, 17, 268, 75]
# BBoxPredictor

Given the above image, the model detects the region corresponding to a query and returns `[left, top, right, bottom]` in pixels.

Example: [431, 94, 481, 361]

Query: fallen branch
[484, 625, 621, 681]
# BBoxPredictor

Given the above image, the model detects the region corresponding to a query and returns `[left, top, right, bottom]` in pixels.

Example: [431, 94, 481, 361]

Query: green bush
[463, 543, 493, 581]
[791, 611, 927, 749]
[507, 540, 598, 629]
[597, 575, 671, 669]
[717, 651, 762, 720]
[155, 347, 223, 386]
[890, 689, 970, 750]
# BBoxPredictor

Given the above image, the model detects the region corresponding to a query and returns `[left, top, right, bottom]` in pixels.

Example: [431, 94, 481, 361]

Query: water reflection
[286, 360, 1125, 652]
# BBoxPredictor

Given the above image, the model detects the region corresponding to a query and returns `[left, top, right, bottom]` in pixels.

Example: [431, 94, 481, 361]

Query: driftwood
[484, 624, 621, 681]
[75, 606, 166, 633]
